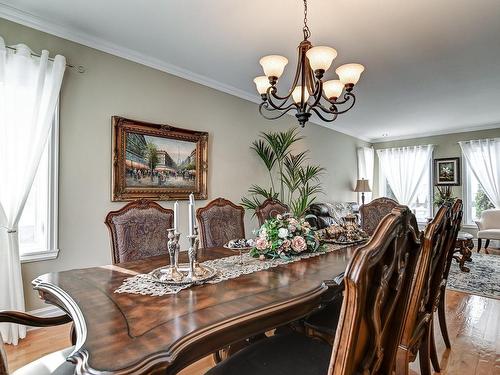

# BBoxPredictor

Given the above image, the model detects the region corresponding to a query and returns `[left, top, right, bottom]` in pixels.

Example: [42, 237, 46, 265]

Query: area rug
[447, 253, 500, 300]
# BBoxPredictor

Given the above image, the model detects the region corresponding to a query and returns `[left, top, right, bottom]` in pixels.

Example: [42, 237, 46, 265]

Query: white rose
[278, 228, 289, 239]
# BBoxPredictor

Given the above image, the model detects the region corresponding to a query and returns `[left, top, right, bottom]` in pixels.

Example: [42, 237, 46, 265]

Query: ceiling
[2, 0, 500, 142]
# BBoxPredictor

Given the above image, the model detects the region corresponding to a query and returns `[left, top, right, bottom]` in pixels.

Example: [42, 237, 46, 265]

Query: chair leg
[477, 238, 482, 253]
[430, 320, 440, 373]
[485, 239, 490, 251]
[419, 327, 432, 375]
[438, 290, 451, 349]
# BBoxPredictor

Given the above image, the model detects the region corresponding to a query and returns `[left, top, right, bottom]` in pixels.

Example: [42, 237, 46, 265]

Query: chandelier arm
[269, 47, 303, 101]
[307, 80, 324, 111]
[310, 107, 338, 123]
[328, 93, 356, 115]
[259, 102, 297, 120]
[266, 88, 295, 110]
[324, 91, 354, 106]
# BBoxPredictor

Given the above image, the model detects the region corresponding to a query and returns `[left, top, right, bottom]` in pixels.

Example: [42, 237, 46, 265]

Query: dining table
[32, 244, 357, 375]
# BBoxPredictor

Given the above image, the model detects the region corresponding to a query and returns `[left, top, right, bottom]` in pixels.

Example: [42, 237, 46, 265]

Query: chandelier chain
[303, 0, 311, 39]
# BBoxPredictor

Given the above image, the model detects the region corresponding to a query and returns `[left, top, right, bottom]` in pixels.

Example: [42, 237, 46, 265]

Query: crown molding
[0, 3, 373, 143]
[370, 122, 500, 143]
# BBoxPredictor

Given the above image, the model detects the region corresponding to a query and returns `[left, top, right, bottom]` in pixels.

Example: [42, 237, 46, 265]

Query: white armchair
[475, 208, 500, 253]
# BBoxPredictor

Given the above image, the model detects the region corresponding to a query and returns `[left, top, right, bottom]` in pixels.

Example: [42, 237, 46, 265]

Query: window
[379, 161, 432, 222]
[18, 109, 59, 262]
[463, 163, 494, 225]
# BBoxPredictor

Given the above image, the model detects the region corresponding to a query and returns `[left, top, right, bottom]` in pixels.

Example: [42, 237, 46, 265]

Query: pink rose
[291, 236, 307, 252]
[282, 239, 291, 249]
[288, 218, 299, 226]
[288, 225, 297, 233]
[255, 237, 269, 250]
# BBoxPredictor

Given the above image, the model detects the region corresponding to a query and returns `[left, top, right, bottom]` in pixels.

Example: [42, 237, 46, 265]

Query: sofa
[306, 202, 359, 230]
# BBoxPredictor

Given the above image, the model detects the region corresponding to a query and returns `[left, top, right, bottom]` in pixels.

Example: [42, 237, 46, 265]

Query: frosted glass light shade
[306, 46, 337, 71]
[259, 55, 288, 78]
[254, 76, 271, 94]
[323, 80, 344, 100]
[335, 63, 365, 85]
[292, 86, 309, 104]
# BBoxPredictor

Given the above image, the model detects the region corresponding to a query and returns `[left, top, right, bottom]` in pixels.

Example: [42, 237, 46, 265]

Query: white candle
[189, 192, 196, 233]
[188, 202, 194, 236]
[173, 201, 179, 233]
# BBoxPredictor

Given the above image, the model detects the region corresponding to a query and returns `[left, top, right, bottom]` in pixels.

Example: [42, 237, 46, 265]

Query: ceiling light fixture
[254, 0, 364, 127]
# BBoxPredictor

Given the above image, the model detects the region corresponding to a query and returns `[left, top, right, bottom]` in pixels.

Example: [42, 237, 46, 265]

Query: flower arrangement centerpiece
[250, 214, 321, 260]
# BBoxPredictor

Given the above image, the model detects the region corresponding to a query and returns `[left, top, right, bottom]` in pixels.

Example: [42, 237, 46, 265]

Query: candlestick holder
[165, 229, 183, 282]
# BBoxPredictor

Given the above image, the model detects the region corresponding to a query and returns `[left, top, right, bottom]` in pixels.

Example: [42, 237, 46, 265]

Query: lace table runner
[114, 244, 345, 297]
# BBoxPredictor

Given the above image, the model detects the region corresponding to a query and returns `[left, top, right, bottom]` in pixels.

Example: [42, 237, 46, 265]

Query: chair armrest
[475, 220, 483, 230]
[0, 311, 71, 327]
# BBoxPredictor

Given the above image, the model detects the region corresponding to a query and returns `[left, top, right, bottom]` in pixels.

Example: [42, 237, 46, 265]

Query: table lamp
[354, 178, 371, 205]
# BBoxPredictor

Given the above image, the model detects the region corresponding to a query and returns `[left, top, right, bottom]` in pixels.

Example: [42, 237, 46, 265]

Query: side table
[453, 232, 474, 272]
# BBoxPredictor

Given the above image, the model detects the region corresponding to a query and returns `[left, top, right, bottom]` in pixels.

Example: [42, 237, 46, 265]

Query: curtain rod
[5, 45, 86, 73]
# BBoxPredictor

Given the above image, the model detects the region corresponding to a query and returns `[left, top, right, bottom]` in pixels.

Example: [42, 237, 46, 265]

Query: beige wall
[0, 20, 367, 311]
[372, 128, 500, 235]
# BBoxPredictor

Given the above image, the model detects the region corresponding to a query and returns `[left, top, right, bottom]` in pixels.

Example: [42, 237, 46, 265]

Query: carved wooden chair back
[359, 197, 399, 236]
[196, 198, 245, 248]
[440, 200, 464, 288]
[0, 311, 73, 375]
[396, 203, 456, 372]
[329, 206, 421, 375]
[105, 199, 174, 264]
[255, 198, 289, 226]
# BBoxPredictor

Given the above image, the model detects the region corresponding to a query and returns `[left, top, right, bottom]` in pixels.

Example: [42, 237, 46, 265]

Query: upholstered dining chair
[475, 208, 500, 253]
[359, 197, 399, 236]
[255, 198, 289, 226]
[0, 311, 73, 375]
[196, 198, 245, 248]
[105, 199, 174, 264]
[206, 206, 421, 375]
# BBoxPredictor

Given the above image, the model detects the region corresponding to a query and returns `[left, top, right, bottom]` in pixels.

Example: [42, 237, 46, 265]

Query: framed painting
[434, 157, 460, 186]
[112, 116, 208, 201]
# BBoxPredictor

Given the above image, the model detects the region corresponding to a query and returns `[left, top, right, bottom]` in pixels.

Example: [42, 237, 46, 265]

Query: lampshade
[336, 63, 365, 85]
[292, 86, 310, 104]
[306, 46, 337, 72]
[259, 55, 289, 79]
[253, 76, 271, 95]
[354, 178, 371, 192]
[323, 80, 344, 100]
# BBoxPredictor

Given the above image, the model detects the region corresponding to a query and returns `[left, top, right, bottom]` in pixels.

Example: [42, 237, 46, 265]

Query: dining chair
[255, 198, 289, 226]
[0, 311, 73, 375]
[206, 206, 421, 375]
[395, 204, 453, 375]
[475, 208, 500, 253]
[105, 199, 174, 264]
[359, 197, 399, 236]
[435, 200, 463, 350]
[196, 198, 245, 248]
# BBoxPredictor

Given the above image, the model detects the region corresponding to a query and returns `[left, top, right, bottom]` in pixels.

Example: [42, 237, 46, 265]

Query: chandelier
[253, 0, 364, 127]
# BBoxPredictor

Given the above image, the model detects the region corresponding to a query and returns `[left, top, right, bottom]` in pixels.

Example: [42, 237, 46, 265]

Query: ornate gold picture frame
[112, 116, 208, 201]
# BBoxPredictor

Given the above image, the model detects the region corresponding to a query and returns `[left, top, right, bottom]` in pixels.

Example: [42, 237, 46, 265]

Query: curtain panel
[376, 145, 434, 206]
[459, 138, 500, 208]
[0, 38, 66, 345]
[357, 146, 374, 202]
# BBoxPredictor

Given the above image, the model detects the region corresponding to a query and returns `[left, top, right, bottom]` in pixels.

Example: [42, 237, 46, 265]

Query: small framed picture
[434, 157, 461, 186]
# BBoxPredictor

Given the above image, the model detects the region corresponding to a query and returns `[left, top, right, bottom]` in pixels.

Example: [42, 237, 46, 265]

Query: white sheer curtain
[357, 146, 374, 202]
[0, 38, 65, 345]
[376, 145, 434, 205]
[459, 139, 500, 208]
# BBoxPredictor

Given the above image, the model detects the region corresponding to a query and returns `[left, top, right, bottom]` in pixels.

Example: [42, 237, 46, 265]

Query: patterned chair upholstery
[359, 197, 399, 236]
[196, 198, 245, 248]
[105, 200, 174, 264]
[255, 198, 289, 226]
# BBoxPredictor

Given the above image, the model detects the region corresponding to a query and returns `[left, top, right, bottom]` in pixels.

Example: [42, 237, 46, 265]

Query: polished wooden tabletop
[32, 245, 356, 375]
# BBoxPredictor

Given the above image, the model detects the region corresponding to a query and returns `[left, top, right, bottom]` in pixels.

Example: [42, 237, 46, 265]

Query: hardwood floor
[5, 290, 500, 374]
